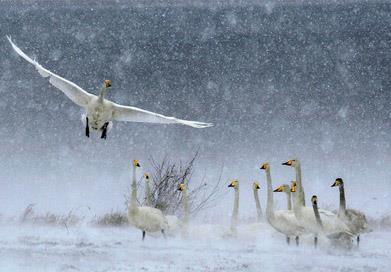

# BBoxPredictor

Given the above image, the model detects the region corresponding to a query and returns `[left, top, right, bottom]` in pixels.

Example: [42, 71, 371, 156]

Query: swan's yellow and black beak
[253, 182, 261, 190]
[331, 177, 343, 187]
[178, 183, 185, 191]
[273, 185, 283, 192]
[133, 159, 140, 167]
[282, 160, 292, 166]
[260, 163, 269, 170]
[311, 195, 318, 205]
[104, 79, 111, 88]
[144, 173, 150, 180]
[228, 180, 238, 188]
[290, 182, 297, 192]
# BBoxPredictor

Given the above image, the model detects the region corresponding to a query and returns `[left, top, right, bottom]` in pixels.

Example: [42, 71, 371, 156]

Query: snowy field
[0, 223, 390, 272]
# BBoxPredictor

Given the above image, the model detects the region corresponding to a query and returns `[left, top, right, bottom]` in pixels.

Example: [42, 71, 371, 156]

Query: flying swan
[7, 36, 213, 139]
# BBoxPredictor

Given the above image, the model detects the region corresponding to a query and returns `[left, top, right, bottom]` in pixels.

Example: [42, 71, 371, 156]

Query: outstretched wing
[7, 36, 94, 108]
[111, 103, 213, 128]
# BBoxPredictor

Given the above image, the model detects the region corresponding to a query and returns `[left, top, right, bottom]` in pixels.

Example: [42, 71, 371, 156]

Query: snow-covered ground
[0, 223, 390, 272]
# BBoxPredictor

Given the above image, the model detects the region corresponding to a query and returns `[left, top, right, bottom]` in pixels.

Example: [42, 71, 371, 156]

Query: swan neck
[183, 188, 189, 225]
[339, 184, 347, 215]
[145, 180, 152, 207]
[98, 85, 107, 102]
[265, 168, 274, 221]
[253, 189, 263, 222]
[130, 165, 138, 211]
[295, 164, 306, 207]
[312, 202, 323, 230]
[231, 186, 239, 231]
[285, 191, 292, 210]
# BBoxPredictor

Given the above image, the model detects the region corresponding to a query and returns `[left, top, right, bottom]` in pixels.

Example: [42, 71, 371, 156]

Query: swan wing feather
[111, 103, 213, 128]
[7, 36, 94, 108]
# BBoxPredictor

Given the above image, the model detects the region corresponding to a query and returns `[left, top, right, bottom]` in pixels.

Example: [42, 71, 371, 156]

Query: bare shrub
[125, 153, 223, 217]
[92, 211, 128, 226]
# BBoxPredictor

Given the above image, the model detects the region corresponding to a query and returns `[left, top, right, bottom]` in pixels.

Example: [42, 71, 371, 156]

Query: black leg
[286, 236, 290, 245]
[161, 229, 166, 239]
[314, 236, 318, 248]
[295, 236, 299, 246]
[142, 230, 146, 241]
[85, 117, 90, 138]
[357, 235, 360, 246]
[100, 122, 109, 139]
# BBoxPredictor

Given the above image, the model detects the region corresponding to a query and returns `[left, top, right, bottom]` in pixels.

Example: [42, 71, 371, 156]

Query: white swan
[282, 159, 352, 238]
[178, 182, 190, 236]
[127, 160, 168, 240]
[273, 184, 292, 210]
[228, 179, 240, 234]
[311, 195, 353, 249]
[7, 36, 213, 139]
[260, 163, 304, 245]
[252, 182, 263, 222]
[331, 178, 369, 245]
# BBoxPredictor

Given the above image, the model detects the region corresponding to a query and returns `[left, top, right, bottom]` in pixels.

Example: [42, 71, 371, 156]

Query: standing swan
[7, 37, 213, 139]
[228, 180, 240, 234]
[273, 184, 292, 210]
[252, 182, 263, 222]
[260, 163, 304, 245]
[331, 178, 368, 246]
[127, 160, 168, 240]
[178, 182, 190, 236]
[282, 159, 305, 206]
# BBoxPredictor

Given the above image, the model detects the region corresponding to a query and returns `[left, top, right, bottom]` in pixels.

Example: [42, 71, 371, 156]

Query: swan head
[273, 184, 290, 193]
[133, 160, 141, 167]
[311, 195, 318, 205]
[260, 162, 269, 170]
[103, 79, 112, 88]
[331, 177, 343, 187]
[290, 181, 297, 192]
[228, 179, 239, 189]
[144, 173, 150, 180]
[282, 159, 299, 167]
[178, 183, 186, 191]
[253, 182, 261, 190]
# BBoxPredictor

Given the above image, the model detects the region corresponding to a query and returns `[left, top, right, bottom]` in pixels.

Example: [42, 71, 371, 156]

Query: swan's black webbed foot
[142, 230, 146, 241]
[314, 236, 318, 248]
[357, 235, 360, 246]
[85, 117, 90, 138]
[295, 236, 299, 246]
[161, 229, 166, 239]
[100, 122, 109, 139]
[286, 236, 290, 245]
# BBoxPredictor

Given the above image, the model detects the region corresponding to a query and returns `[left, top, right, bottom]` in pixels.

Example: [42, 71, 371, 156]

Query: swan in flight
[7, 36, 213, 139]
[331, 178, 369, 246]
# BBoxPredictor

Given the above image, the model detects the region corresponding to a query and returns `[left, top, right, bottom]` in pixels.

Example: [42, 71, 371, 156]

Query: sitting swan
[331, 178, 369, 246]
[7, 37, 213, 139]
[282, 159, 352, 238]
[128, 160, 168, 240]
[252, 182, 263, 222]
[260, 163, 304, 245]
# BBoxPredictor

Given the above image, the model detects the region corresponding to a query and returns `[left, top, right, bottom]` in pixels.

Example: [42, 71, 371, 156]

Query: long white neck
[145, 179, 152, 207]
[130, 165, 138, 212]
[285, 191, 292, 210]
[294, 162, 306, 207]
[265, 168, 275, 222]
[231, 186, 239, 232]
[312, 201, 323, 230]
[253, 189, 263, 222]
[338, 184, 347, 217]
[98, 84, 107, 103]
